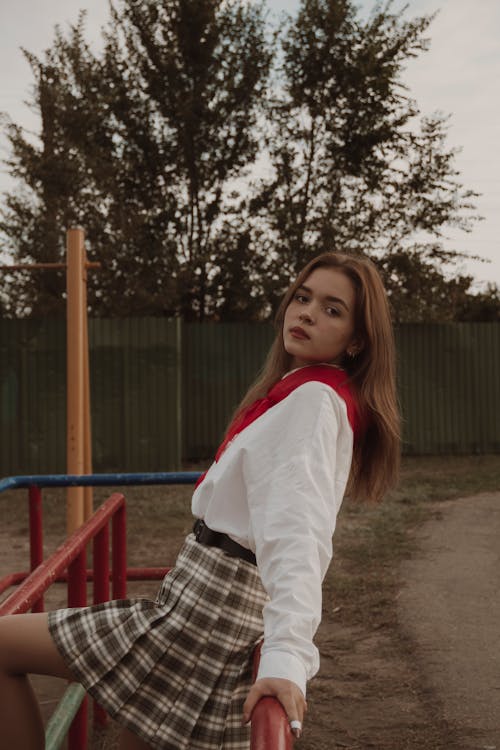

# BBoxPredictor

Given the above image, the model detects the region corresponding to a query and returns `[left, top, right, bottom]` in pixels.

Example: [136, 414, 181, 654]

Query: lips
[289, 326, 310, 340]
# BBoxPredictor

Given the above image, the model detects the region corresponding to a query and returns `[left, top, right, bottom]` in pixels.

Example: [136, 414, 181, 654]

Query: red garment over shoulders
[195, 365, 361, 488]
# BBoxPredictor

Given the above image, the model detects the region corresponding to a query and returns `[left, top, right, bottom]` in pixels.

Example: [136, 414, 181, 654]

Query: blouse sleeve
[243, 381, 353, 696]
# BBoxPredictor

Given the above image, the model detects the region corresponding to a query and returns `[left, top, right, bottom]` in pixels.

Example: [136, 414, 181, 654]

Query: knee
[0, 613, 52, 676]
[0, 612, 74, 680]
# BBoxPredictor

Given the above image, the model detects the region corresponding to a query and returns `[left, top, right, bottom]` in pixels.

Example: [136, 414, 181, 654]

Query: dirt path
[398, 491, 500, 750]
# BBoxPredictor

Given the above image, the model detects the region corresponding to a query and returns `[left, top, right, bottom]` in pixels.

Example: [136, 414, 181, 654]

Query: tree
[456, 283, 500, 322]
[377, 247, 472, 323]
[0, 0, 486, 322]
[1, 0, 272, 318]
[247, 0, 480, 320]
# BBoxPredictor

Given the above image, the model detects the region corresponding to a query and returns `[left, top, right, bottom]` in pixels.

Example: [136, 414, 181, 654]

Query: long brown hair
[233, 252, 400, 502]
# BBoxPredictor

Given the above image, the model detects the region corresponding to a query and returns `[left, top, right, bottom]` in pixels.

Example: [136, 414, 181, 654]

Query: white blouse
[191, 379, 354, 696]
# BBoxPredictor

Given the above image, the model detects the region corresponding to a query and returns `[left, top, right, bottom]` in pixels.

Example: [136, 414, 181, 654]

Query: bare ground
[398, 491, 500, 750]
[0, 456, 499, 749]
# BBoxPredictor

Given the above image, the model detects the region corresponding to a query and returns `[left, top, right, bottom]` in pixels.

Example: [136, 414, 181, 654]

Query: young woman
[0, 252, 400, 749]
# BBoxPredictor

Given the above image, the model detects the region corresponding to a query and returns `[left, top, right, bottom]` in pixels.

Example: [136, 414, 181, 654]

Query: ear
[346, 338, 364, 358]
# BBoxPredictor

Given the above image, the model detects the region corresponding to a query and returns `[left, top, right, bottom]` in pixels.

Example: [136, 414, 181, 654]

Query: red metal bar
[251, 643, 293, 750]
[93, 524, 110, 605]
[92, 524, 110, 728]
[29, 485, 44, 612]
[68, 694, 88, 750]
[93, 697, 108, 730]
[0, 567, 170, 599]
[0, 493, 125, 616]
[65, 543, 89, 749]
[112, 502, 127, 599]
[125, 566, 170, 579]
[251, 697, 292, 750]
[4, 482, 291, 750]
[1, 490, 132, 746]
[0, 572, 28, 594]
[67, 550, 87, 608]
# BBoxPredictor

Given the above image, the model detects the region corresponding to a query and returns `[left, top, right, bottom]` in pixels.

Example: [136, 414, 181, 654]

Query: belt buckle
[194, 519, 205, 541]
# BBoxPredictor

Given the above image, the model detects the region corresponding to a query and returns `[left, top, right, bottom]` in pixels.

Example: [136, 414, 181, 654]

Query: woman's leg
[119, 728, 154, 749]
[0, 613, 155, 750]
[0, 613, 74, 750]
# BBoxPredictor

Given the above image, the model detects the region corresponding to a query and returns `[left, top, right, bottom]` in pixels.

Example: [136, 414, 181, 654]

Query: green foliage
[249, 1, 483, 318]
[455, 282, 500, 322]
[0, 0, 493, 322]
[1, 0, 272, 319]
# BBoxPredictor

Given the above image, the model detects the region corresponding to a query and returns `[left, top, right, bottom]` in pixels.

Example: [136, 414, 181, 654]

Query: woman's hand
[242, 677, 307, 739]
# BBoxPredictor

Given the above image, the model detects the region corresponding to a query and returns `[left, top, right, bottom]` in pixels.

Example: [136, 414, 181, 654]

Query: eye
[325, 306, 340, 317]
[294, 293, 309, 304]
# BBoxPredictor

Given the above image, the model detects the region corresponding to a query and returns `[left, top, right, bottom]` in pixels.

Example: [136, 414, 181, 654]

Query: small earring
[347, 348, 357, 358]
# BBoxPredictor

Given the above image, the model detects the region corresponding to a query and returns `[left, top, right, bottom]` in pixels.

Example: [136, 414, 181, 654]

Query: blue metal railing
[0, 472, 202, 494]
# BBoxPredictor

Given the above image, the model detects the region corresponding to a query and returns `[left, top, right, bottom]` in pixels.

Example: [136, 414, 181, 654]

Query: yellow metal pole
[82, 249, 93, 520]
[66, 227, 85, 534]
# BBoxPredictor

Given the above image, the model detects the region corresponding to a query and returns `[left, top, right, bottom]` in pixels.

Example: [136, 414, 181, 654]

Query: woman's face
[283, 266, 359, 369]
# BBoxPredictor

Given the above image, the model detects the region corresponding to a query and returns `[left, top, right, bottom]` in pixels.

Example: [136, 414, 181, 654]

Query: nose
[299, 310, 313, 324]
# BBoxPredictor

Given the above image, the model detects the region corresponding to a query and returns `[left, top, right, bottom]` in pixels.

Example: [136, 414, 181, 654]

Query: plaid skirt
[48, 534, 267, 750]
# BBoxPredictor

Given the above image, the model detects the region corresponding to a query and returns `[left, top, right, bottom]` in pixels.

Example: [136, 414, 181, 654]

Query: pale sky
[0, 0, 499, 289]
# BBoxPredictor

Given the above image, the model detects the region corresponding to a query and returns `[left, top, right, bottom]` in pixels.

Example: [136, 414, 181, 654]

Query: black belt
[193, 519, 257, 566]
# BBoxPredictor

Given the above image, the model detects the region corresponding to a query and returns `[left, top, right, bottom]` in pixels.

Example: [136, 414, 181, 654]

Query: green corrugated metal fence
[90, 318, 181, 472]
[183, 323, 274, 458]
[0, 318, 181, 475]
[396, 323, 500, 454]
[0, 319, 498, 475]
[0, 319, 66, 474]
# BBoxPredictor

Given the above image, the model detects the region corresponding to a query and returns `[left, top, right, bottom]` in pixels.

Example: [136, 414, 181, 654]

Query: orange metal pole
[82, 249, 93, 521]
[1, 262, 67, 270]
[66, 228, 86, 534]
[2, 244, 98, 534]
[1, 262, 100, 271]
